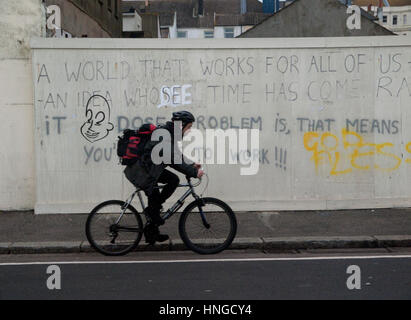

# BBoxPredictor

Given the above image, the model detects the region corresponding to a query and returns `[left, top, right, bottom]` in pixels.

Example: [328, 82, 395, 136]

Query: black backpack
[117, 123, 157, 166]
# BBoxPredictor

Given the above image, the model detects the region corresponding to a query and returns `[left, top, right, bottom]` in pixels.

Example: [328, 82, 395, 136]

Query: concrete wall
[0, 0, 45, 210]
[30, 37, 411, 214]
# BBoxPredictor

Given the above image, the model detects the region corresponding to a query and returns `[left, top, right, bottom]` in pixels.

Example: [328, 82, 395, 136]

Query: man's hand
[197, 169, 204, 178]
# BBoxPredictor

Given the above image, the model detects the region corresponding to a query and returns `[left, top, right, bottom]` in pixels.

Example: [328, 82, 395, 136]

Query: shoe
[144, 223, 169, 244]
[155, 233, 169, 243]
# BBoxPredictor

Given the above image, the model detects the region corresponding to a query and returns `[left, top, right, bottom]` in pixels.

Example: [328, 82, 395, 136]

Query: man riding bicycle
[124, 111, 204, 245]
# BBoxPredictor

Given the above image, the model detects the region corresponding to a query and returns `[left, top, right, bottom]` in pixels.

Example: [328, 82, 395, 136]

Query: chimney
[198, 0, 204, 16]
[240, 0, 247, 14]
[377, 0, 383, 21]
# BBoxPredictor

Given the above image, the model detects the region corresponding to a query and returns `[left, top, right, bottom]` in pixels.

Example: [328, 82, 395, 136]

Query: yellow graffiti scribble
[303, 129, 403, 175]
[405, 142, 411, 164]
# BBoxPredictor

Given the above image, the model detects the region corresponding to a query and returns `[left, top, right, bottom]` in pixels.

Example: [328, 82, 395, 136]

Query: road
[0, 249, 410, 300]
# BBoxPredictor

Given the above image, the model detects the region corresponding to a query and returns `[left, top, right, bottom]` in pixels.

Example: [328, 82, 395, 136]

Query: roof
[353, 0, 411, 6]
[121, 0, 267, 28]
[239, 0, 395, 37]
[215, 13, 271, 26]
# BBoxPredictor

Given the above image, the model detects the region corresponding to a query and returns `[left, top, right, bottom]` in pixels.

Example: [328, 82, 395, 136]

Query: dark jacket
[124, 121, 198, 195]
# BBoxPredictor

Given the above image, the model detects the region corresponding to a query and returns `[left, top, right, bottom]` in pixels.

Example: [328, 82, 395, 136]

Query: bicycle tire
[178, 197, 237, 254]
[85, 200, 143, 256]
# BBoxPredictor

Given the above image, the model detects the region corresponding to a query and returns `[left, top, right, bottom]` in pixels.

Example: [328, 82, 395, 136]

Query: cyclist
[124, 111, 204, 244]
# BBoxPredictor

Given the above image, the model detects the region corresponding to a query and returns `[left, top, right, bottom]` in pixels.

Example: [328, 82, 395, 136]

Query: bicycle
[85, 174, 237, 256]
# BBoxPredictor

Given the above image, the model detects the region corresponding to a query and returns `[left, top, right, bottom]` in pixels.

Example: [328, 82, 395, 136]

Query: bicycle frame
[116, 177, 208, 227]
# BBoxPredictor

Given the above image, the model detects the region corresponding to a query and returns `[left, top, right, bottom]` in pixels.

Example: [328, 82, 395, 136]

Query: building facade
[122, 0, 270, 38]
[353, 0, 411, 36]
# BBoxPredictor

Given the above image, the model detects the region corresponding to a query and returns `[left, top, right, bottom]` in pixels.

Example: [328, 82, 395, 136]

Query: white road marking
[0, 255, 410, 266]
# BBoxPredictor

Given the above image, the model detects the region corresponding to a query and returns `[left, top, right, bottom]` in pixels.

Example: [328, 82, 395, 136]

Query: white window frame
[204, 30, 214, 38]
[177, 31, 188, 38]
[224, 27, 234, 38]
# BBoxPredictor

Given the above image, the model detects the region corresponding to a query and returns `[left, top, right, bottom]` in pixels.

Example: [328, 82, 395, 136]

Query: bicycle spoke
[86, 201, 143, 256]
[180, 198, 236, 254]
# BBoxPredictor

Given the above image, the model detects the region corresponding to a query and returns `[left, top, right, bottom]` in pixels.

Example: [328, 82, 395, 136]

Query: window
[393, 15, 398, 25]
[107, 0, 112, 12]
[177, 31, 187, 38]
[224, 27, 234, 38]
[382, 15, 387, 23]
[204, 30, 214, 38]
[404, 15, 407, 25]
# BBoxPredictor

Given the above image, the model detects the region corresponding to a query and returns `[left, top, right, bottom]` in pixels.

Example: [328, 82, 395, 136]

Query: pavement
[0, 208, 410, 254]
[1, 253, 410, 299]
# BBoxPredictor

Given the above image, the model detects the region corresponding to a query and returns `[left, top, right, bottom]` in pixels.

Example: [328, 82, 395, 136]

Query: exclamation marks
[275, 146, 287, 171]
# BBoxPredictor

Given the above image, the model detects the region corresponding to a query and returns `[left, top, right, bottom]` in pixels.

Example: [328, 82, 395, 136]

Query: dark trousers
[146, 169, 180, 222]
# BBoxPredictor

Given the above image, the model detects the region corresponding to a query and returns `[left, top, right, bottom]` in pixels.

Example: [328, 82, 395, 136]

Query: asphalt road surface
[0, 249, 410, 300]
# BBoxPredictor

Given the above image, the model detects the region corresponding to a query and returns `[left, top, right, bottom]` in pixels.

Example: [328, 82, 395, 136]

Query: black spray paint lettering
[274, 114, 291, 135]
[37, 64, 51, 83]
[345, 119, 400, 135]
[200, 57, 254, 76]
[343, 54, 366, 73]
[297, 118, 336, 132]
[124, 87, 160, 107]
[38, 93, 68, 110]
[307, 79, 360, 101]
[266, 82, 298, 102]
[308, 55, 337, 73]
[64, 61, 130, 82]
[229, 148, 270, 164]
[78, 91, 112, 108]
[379, 53, 402, 74]
[265, 55, 299, 74]
[207, 84, 252, 104]
[117, 116, 167, 132]
[196, 115, 262, 131]
[45, 116, 66, 135]
[376, 76, 411, 98]
[274, 147, 287, 171]
[84, 143, 116, 165]
[139, 59, 185, 78]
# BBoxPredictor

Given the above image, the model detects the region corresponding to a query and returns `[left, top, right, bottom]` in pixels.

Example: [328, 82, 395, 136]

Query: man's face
[80, 95, 114, 143]
[182, 122, 193, 136]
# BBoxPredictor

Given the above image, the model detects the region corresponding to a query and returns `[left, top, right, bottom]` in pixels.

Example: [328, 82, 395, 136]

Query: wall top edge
[30, 36, 411, 50]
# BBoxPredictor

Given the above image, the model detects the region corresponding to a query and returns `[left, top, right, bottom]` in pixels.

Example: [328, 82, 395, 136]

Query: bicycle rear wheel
[85, 200, 143, 256]
[179, 197, 237, 254]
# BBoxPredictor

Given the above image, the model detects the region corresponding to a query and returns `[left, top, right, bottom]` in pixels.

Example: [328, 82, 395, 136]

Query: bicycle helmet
[172, 111, 195, 127]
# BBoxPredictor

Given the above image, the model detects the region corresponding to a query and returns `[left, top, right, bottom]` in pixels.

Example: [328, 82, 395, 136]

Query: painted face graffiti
[80, 95, 114, 143]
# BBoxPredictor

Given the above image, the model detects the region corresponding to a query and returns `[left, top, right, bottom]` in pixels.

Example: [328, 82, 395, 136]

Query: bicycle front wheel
[179, 197, 237, 254]
[85, 200, 143, 256]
